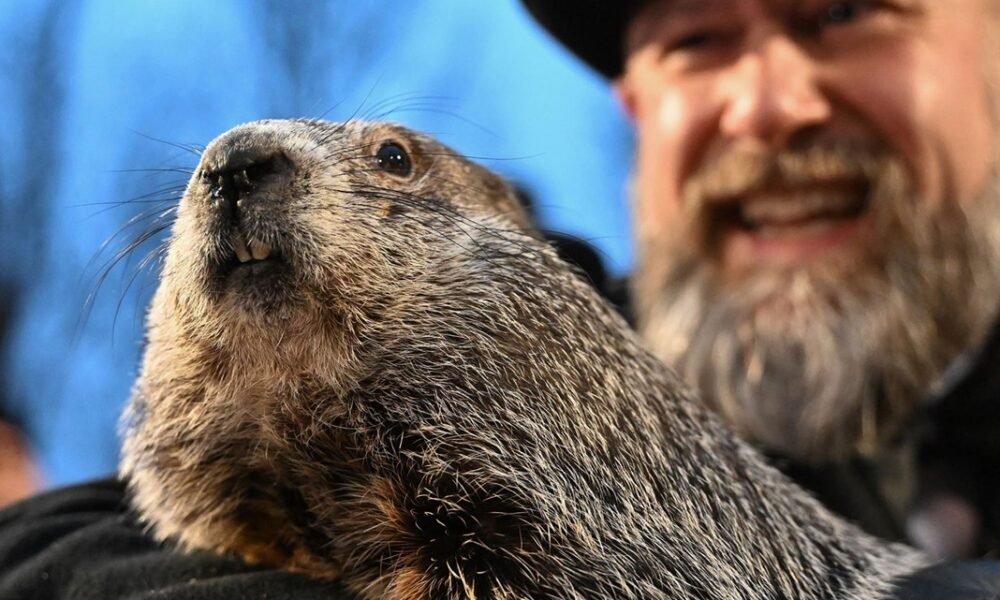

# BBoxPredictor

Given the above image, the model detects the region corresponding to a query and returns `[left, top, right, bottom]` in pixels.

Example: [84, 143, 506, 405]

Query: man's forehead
[640, 0, 784, 16]
[627, 0, 739, 50]
[637, 0, 920, 19]
[628, 0, 927, 43]
[644, 0, 732, 17]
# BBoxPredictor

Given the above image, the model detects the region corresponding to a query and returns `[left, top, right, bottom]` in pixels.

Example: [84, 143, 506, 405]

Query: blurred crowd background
[0, 0, 634, 494]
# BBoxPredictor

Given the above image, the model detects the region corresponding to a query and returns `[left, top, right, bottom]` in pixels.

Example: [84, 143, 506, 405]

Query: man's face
[617, 0, 1000, 461]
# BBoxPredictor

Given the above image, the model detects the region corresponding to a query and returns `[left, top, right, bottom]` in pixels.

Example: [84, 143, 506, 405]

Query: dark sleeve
[891, 560, 1000, 599]
[0, 478, 356, 600]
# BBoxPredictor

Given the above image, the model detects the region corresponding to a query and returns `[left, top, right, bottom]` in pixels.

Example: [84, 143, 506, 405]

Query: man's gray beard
[633, 149, 1000, 464]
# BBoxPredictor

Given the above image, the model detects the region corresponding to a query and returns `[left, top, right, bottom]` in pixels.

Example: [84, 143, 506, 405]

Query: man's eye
[663, 29, 738, 57]
[673, 32, 714, 51]
[819, 1, 869, 25]
[806, 0, 888, 32]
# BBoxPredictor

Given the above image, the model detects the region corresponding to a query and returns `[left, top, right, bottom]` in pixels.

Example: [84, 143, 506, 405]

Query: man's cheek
[635, 168, 682, 242]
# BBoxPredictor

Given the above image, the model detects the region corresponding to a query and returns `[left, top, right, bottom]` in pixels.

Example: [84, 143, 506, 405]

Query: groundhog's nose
[198, 134, 294, 221]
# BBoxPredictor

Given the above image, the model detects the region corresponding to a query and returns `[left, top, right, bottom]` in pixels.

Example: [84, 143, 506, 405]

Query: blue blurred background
[0, 0, 634, 487]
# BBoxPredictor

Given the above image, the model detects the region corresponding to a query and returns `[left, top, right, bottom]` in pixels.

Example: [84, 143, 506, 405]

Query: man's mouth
[710, 181, 871, 269]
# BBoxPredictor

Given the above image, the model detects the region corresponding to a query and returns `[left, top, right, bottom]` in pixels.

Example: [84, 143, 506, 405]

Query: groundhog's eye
[375, 142, 412, 177]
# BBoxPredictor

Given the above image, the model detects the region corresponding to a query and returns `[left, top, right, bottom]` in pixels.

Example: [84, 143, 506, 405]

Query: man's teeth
[231, 233, 272, 263]
[740, 190, 863, 228]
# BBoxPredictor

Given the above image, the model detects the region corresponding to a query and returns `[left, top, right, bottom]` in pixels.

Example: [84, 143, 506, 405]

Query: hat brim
[521, 1, 645, 78]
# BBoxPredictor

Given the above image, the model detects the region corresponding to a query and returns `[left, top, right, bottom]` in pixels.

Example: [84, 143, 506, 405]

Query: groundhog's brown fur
[121, 119, 924, 599]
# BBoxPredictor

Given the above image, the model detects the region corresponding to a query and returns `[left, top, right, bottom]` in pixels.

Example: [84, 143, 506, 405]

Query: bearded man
[523, 0, 1000, 560]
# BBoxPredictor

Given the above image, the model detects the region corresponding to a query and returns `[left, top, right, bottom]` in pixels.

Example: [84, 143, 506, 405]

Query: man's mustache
[682, 142, 894, 211]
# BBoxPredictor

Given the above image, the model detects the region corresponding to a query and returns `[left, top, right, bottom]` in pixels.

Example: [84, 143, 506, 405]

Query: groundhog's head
[154, 120, 535, 356]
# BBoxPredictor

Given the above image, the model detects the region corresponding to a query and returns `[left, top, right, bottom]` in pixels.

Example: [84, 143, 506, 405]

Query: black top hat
[520, 1, 648, 78]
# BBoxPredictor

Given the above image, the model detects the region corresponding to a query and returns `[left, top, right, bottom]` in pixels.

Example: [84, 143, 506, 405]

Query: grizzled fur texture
[121, 119, 924, 599]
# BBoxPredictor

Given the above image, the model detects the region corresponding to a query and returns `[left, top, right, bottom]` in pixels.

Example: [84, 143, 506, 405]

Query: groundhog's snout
[199, 130, 295, 263]
[194, 126, 302, 304]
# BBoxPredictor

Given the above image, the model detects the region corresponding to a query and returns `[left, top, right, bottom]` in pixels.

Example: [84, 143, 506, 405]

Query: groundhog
[121, 119, 924, 599]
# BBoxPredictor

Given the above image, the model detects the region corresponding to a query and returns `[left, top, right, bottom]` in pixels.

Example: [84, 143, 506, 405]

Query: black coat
[776, 320, 1000, 557]
[0, 479, 354, 600]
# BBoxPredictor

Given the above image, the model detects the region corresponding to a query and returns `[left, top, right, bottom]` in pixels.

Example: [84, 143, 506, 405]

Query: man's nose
[718, 36, 831, 147]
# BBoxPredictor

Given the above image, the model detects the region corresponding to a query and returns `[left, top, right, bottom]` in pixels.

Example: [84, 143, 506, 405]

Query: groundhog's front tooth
[250, 240, 272, 261]
[232, 233, 252, 263]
